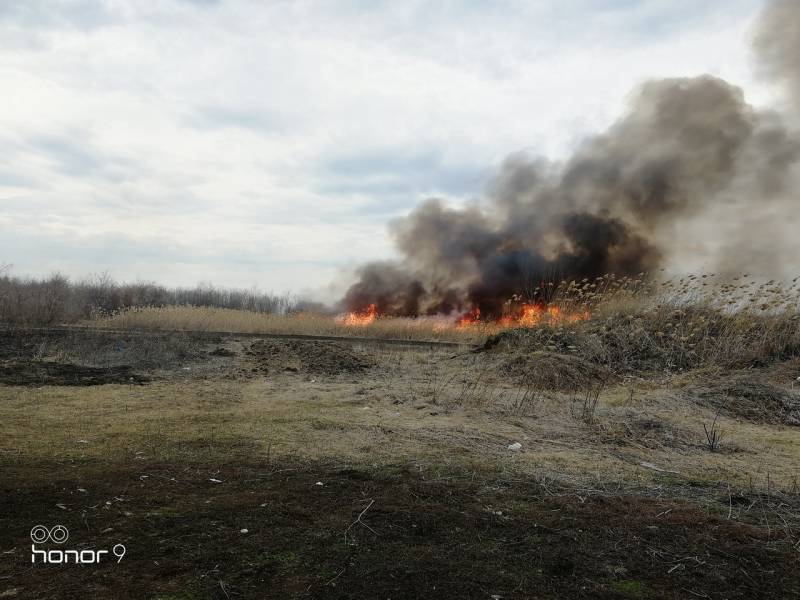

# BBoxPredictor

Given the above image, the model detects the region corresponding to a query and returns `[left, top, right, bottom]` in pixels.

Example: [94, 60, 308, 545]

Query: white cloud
[0, 0, 768, 295]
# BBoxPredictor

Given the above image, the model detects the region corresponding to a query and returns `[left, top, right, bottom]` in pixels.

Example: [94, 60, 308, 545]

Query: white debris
[77, 488, 87, 493]
[315, 481, 324, 486]
[507, 442, 522, 452]
[209, 478, 223, 484]
[239, 528, 249, 534]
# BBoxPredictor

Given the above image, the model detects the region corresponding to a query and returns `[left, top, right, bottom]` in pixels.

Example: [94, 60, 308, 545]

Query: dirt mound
[246, 339, 374, 376]
[496, 351, 611, 392]
[602, 414, 692, 450]
[684, 372, 800, 425]
[0, 360, 149, 386]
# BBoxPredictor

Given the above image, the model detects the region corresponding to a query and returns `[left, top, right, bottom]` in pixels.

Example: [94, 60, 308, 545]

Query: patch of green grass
[610, 579, 646, 598]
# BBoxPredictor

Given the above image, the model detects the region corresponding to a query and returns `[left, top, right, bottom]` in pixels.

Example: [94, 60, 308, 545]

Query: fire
[458, 302, 590, 329]
[339, 299, 589, 330]
[339, 303, 378, 326]
[456, 307, 481, 326]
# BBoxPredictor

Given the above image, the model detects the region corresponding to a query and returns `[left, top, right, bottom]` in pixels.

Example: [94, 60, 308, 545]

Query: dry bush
[483, 275, 800, 373]
[0, 272, 71, 325]
[0, 268, 294, 326]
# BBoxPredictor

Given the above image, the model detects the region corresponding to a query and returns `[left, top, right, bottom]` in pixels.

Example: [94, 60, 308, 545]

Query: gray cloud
[0, 1, 117, 30]
[317, 149, 487, 211]
[186, 105, 290, 134]
[28, 134, 134, 180]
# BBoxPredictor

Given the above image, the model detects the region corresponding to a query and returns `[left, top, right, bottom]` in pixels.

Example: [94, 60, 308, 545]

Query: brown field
[1, 295, 800, 599]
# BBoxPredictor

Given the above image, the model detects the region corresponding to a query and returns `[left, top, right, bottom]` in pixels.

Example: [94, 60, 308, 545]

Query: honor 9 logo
[30, 525, 126, 564]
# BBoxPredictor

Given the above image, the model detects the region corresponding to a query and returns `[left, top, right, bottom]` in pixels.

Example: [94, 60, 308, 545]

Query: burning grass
[483, 301, 800, 375]
[88, 305, 493, 343]
[88, 275, 800, 369]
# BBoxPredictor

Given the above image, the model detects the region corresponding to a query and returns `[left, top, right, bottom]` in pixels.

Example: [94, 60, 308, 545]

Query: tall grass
[487, 274, 800, 372]
[90, 305, 491, 343]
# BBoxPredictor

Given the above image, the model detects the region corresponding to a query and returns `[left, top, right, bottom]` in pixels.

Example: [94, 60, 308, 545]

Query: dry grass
[2, 349, 799, 491]
[88, 305, 493, 343]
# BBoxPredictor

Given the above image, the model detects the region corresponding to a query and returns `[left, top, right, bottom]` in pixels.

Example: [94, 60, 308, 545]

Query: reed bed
[89, 274, 800, 364]
[89, 305, 494, 343]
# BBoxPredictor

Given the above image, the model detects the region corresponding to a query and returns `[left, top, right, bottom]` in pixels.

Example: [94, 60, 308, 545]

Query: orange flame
[339, 300, 589, 330]
[456, 307, 481, 327]
[339, 303, 378, 326]
[458, 302, 589, 329]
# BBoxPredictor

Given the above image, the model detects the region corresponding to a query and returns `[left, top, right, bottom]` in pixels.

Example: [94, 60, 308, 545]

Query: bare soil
[0, 360, 148, 386]
[2, 461, 798, 600]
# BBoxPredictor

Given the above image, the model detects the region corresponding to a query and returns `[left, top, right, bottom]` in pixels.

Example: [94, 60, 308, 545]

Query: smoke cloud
[343, 0, 800, 319]
[755, 0, 800, 107]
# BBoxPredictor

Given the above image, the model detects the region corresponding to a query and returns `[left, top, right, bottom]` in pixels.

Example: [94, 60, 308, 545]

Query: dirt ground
[1, 329, 799, 599]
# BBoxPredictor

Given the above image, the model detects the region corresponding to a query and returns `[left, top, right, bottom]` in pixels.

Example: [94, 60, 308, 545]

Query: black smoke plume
[343, 1, 800, 319]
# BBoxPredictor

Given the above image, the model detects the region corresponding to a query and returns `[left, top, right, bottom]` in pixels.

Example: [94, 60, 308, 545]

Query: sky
[0, 0, 773, 299]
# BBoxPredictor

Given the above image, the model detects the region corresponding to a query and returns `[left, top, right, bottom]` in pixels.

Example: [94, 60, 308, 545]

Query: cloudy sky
[0, 0, 772, 298]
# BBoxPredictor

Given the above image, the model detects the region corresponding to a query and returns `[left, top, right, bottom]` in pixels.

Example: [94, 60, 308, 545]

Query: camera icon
[30, 525, 69, 544]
